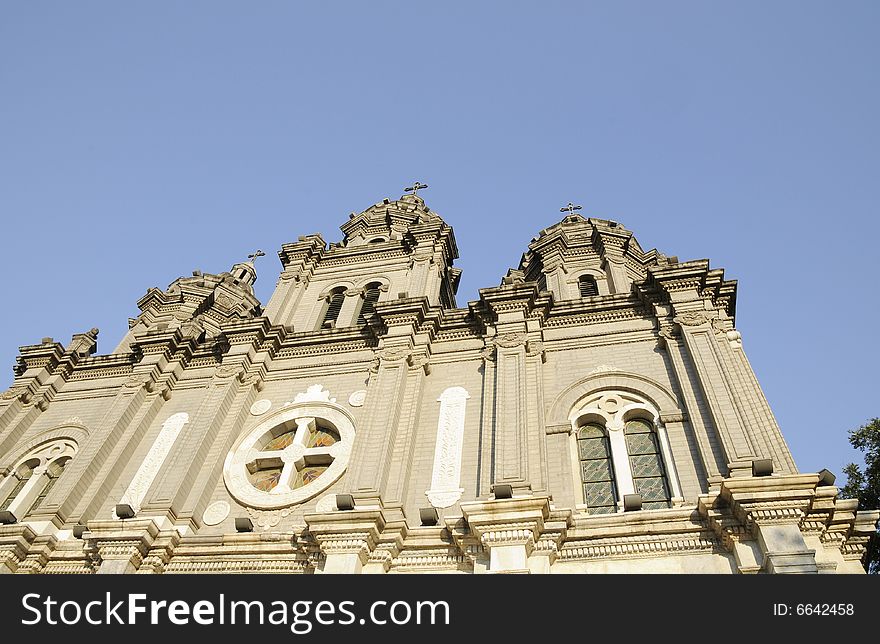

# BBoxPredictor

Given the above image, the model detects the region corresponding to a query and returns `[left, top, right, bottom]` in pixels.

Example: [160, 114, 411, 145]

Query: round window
[224, 400, 355, 509]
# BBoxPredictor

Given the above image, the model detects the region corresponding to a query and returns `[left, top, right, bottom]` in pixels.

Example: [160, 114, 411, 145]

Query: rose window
[224, 395, 355, 510]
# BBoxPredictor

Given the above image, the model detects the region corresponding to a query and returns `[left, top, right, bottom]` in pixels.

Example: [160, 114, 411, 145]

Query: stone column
[493, 333, 530, 488]
[348, 299, 431, 501]
[264, 234, 325, 325]
[658, 327, 725, 481]
[85, 518, 159, 574]
[674, 311, 757, 475]
[460, 496, 550, 574]
[479, 282, 549, 495]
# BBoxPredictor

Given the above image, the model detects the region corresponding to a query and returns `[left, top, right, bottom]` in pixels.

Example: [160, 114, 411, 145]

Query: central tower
[264, 192, 460, 331]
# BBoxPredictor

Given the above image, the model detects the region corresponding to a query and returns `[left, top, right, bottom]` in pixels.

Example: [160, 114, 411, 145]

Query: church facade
[0, 191, 876, 574]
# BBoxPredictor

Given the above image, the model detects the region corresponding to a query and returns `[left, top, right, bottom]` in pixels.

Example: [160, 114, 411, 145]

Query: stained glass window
[625, 419, 670, 509]
[249, 466, 283, 492]
[263, 428, 296, 451]
[577, 423, 617, 515]
[308, 426, 338, 448]
[246, 423, 341, 492]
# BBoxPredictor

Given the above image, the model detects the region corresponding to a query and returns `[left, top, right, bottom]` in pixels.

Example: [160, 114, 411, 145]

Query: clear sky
[1, 2, 877, 483]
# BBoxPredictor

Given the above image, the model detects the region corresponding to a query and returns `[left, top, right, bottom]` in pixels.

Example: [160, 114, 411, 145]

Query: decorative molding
[560, 534, 718, 560]
[202, 501, 231, 526]
[673, 311, 713, 327]
[246, 506, 293, 529]
[122, 374, 148, 389]
[494, 332, 527, 349]
[214, 364, 244, 380]
[289, 384, 336, 404]
[378, 346, 412, 363]
[164, 558, 309, 574]
[116, 412, 189, 517]
[348, 390, 367, 407]
[249, 399, 272, 416]
[426, 387, 470, 509]
[526, 340, 546, 362]
[726, 330, 743, 350]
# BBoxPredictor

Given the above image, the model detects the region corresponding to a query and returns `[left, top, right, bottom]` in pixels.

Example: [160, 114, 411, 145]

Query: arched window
[0, 439, 77, 523]
[27, 458, 69, 514]
[356, 282, 382, 325]
[625, 419, 671, 509]
[577, 423, 617, 515]
[0, 460, 36, 512]
[578, 274, 599, 297]
[569, 391, 679, 513]
[320, 287, 346, 329]
[368, 237, 386, 244]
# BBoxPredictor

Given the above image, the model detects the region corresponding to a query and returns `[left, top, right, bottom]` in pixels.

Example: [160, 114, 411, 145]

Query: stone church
[1, 190, 876, 574]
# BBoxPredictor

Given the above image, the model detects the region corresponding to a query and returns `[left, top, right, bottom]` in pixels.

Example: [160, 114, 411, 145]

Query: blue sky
[1, 2, 877, 482]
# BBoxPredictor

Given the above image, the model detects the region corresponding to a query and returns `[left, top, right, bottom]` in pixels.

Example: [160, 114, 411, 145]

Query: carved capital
[136, 530, 181, 574]
[315, 532, 375, 563]
[83, 518, 160, 572]
[526, 339, 546, 362]
[480, 524, 538, 555]
[494, 332, 527, 349]
[673, 311, 714, 327]
[378, 346, 412, 363]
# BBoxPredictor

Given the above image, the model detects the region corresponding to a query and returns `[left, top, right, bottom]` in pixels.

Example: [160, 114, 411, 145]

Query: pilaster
[84, 518, 160, 574]
[304, 508, 387, 574]
[721, 474, 820, 574]
[460, 495, 551, 573]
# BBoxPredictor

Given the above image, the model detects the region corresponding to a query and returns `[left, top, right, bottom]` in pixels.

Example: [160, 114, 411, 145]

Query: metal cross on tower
[247, 249, 266, 264]
[404, 181, 428, 197]
[560, 202, 583, 217]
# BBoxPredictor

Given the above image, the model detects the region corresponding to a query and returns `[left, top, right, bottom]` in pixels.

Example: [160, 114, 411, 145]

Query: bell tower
[264, 189, 461, 331]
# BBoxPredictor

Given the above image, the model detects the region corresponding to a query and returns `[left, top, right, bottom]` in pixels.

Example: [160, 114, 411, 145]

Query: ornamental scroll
[425, 387, 470, 509]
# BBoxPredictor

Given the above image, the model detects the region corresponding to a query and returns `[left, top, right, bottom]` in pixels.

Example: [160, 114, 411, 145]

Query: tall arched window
[625, 418, 671, 509]
[577, 422, 617, 515]
[0, 438, 77, 523]
[356, 282, 382, 325]
[0, 461, 36, 512]
[320, 287, 346, 329]
[578, 274, 599, 297]
[27, 458, 69, 514]
[569, 391, 680, 513]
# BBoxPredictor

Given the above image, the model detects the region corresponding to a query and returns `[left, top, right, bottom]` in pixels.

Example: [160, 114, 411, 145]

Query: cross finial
[404, 181, 428, 197]
[560, 202, 583, 217]
[247, 249, 266, 264]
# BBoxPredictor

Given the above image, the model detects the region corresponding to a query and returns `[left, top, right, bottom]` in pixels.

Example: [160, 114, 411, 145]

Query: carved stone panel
[426, 386, 470, 508]
[116, 412, 189, 517]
